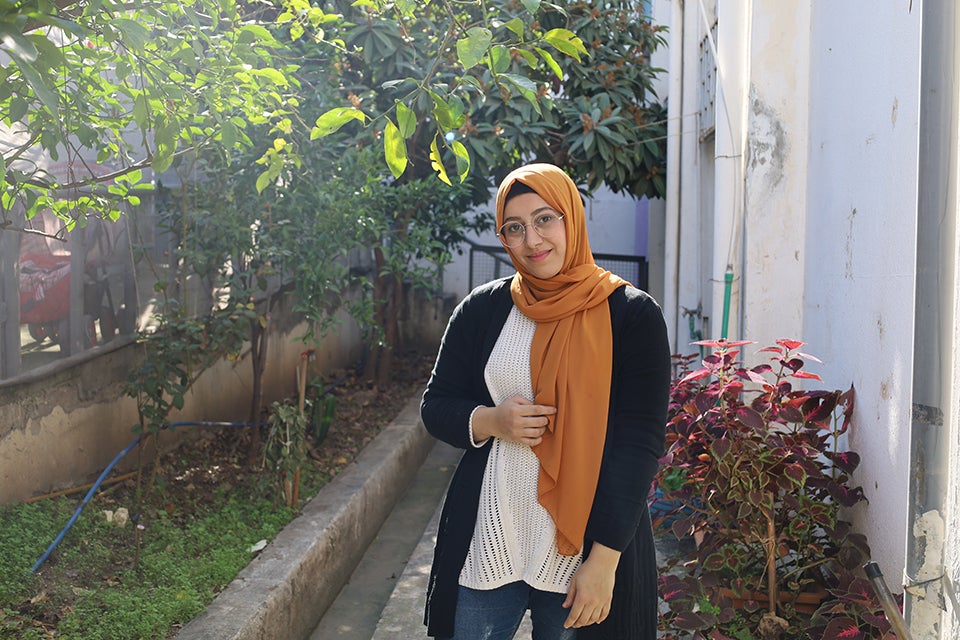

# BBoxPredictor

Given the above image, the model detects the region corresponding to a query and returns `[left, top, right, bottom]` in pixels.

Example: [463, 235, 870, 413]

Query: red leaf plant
[653, 339, 891, 640]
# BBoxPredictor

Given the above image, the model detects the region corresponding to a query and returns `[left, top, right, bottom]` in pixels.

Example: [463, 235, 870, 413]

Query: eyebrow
[502, 206, 557, 222]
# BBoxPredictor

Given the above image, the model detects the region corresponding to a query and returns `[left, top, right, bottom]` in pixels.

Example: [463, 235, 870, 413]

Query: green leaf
[132, 93, 149, 128]
[16, 59, 58, 114]
[238, 24, 279, 46]
[395, 101, 416, 138]
[0, 154, 5, 185]
[255, 170, 272, 194]
[152, 119, 180, 173]
[383, 119, 407, 179]
[596, 126, 628, 146]
[504, 18, 525, 38]
[583, 130, 595, 153]
[521, 0, 541, 13]
[429, 135, 451, 185]
[0, 24, 38, 63]
[311, 107, 366, 139]
[534, 47, 562, 79]
[8, 97, 28, 123]
[221, 119, 237, 150]
[451, 140, 470, 183]
[113, 18, 151, 52]
[32, 14, 86, 40]
[456, 26, 492, 70]
[489, 44, 511, 73]
[543, 28, 587, 62]
[429, 92, 465, 130]
[249, 67, 289, 87]
[458, 75, 484, 92]
[514, 48, 537, 69]
[500, 73, 541, 114]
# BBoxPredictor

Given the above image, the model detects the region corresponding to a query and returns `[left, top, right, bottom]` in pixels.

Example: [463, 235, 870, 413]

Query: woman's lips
[528, 250, 551, 262]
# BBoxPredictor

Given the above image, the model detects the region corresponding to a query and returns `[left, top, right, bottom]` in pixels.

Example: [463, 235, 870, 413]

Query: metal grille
[469, 245, 649, 291]
[699, 19, 718, 139]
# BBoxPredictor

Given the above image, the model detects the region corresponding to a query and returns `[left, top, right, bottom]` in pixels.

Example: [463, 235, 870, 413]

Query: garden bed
[0, 352, 434, 640]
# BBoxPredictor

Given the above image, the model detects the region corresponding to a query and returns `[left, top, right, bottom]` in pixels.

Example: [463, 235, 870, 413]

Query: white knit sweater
[459, 307, 582, 593]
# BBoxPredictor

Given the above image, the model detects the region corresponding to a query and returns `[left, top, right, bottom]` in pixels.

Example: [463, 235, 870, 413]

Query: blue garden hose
[30, 421, 260, 574]
[29, 363, 355, 575]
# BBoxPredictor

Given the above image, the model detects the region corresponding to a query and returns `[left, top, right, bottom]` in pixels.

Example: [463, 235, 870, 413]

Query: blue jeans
[440, 581, 578, 640]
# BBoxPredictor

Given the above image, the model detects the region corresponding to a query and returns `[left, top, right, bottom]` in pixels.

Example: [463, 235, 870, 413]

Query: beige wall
[0, 288, 450, 504]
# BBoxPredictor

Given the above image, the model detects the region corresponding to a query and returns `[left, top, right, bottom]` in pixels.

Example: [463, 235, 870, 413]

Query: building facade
[648, 1, 959, 637]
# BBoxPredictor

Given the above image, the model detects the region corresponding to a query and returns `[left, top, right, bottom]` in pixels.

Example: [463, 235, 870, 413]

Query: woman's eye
[537, 214, 557, 225]
[505, 223, 524, 234]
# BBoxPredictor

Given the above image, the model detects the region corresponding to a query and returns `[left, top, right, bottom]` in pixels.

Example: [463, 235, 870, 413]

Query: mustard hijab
[495, 163, 629, 556]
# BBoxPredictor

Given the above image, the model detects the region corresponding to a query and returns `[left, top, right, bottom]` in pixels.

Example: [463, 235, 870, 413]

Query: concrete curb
[174, 395, 434, 640]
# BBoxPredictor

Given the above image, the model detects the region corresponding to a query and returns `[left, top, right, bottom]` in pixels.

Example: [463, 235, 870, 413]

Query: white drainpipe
[708, 0, 750, 342]
[662, 0, 684, 354]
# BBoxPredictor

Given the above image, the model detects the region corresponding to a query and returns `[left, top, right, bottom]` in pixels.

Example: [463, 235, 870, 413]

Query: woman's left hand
[562, 542, 621, 628]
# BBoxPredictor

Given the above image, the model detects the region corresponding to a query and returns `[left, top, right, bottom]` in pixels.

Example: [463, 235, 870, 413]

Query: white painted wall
[659, 0, 922, 596]
[803, 2, 922, 585]
[740, 1, 811, 347]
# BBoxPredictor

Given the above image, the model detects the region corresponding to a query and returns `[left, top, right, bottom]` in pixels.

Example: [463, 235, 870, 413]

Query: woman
[420, 163, 671, 640]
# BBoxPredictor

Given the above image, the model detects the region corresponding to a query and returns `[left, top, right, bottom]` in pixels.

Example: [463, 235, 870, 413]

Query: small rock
[113, 507, 129, 527]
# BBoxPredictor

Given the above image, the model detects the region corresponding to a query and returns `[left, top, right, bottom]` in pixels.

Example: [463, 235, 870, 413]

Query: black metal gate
[469, 245, 649, 291]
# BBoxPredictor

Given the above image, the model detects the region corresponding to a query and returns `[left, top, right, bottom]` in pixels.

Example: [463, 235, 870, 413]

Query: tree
[0, 0, 298, 233]
[296, 0, 667, 197]
[1, 0, 668, 390]
[280, 0, 668, 383]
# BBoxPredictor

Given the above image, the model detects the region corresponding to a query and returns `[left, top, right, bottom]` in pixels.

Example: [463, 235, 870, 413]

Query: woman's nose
[524, 224, 543, 247]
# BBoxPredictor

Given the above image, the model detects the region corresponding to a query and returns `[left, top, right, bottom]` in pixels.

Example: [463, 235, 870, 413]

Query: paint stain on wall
[747, 88, 788, 194]
[891, 97, 899, 127]
[845, 208, 857, 280]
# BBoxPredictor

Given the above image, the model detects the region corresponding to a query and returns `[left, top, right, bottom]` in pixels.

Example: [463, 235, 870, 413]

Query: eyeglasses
[498, 212, 565, 248]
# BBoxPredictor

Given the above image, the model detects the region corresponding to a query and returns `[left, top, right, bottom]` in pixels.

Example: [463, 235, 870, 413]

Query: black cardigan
[420, 277, 671, 639]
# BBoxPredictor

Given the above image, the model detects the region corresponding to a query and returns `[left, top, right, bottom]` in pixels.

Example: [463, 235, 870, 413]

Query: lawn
[0, 353, 433, 640]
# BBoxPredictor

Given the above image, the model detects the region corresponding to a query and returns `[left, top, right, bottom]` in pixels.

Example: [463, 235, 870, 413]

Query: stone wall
[0, 287, 453, 504]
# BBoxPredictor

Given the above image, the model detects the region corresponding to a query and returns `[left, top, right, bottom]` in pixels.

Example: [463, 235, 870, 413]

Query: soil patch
[10, 351, 435, 638]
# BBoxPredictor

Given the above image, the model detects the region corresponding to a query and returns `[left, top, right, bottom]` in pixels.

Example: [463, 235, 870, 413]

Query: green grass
[0, 442, 324, 640]
[0, 355, 430, 639]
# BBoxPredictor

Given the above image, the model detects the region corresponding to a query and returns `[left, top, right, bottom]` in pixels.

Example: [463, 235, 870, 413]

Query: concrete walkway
[314, 437, 539, 640]
[173, 395, 437, 640]
[173, 392, 682, 640]
[310, 439, 461, 639]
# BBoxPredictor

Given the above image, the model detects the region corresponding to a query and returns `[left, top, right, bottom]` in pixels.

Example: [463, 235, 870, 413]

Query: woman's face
[501, 192, 567, 279]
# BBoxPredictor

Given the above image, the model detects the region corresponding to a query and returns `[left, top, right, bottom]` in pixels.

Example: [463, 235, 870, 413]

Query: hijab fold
[495, 163, 628, 556]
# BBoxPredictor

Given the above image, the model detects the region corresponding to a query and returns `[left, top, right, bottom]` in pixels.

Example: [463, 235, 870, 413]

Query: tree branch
[0, 220, 68, 243]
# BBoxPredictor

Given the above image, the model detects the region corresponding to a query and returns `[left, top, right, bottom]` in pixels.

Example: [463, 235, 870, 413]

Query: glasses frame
[497, 213, 565, 248]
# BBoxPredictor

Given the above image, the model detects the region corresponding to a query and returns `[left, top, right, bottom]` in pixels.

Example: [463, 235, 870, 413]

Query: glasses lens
[499, 223, 524, 247]
[534, 213, 562, 236]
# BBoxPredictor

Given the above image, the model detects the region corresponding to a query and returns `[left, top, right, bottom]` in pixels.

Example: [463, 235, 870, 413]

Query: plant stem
[764, 503, 778, 615]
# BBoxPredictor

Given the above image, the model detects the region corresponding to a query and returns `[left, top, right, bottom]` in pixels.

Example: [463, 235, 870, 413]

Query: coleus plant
[654, 339, 898, 640]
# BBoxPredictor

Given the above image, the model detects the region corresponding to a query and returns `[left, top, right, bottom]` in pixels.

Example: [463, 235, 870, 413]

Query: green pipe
[720, 268, 734, 339]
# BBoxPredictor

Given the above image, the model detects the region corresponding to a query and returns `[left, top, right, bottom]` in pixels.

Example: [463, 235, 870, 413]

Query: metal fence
[0, 203, 146, 380]
[0, 188, 216, 381]
[469, 245, 649, 291]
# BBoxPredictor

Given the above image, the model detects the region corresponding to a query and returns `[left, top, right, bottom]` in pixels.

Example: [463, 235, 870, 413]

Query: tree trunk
[376, 273, 402, 389]
[245, 315, 268, 466]
[364, 247, 388, 388]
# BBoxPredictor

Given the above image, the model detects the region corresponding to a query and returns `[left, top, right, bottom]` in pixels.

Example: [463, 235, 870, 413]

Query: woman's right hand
[471, 396, 557, 446]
